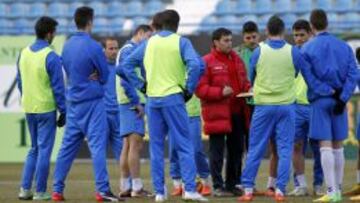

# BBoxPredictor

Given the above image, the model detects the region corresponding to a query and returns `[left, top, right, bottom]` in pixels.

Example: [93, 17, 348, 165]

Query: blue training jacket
[104, 61, 119, 113]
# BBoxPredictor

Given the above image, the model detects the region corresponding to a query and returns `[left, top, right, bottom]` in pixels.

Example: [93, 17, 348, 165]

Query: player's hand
[333, 100, 346, 115]
[134, 104, 145, 118]
[222, 85, 233, 97]
[89, 70, 99, 81]
[57, 113, 66, 127]
[332, 88, 342, 100]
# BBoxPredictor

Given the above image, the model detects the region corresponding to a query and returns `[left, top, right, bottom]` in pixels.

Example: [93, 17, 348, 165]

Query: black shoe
[229, 187, 243, 196]
[96, 191, 125, 202]
[213, 188, 234, 197]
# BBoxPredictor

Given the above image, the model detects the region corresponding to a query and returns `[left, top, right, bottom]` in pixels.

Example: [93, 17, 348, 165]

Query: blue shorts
[295, 104, 310, 142]
[309, 97, 348, 141]
[119, 103, 145, 137]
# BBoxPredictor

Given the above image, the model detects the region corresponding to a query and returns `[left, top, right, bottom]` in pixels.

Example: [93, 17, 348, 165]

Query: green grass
[0, 160, 357, 203]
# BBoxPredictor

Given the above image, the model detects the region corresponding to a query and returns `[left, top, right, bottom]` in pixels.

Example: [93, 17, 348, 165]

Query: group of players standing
[15, 4, 360, 203]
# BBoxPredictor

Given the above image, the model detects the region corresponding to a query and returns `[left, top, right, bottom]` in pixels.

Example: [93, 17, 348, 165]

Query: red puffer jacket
[196, 49, 251, 135]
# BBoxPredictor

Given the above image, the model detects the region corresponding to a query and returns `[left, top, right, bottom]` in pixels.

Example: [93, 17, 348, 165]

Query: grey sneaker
[288, 187, 308, 196]
[213, 188, 234, 197]
[313, 185, 325, 196]
[18, 188, 33, 200]
[33, 192, 51, 201]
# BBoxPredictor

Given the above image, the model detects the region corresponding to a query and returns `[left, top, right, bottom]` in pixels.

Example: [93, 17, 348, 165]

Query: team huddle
[15, 5, 360, 203]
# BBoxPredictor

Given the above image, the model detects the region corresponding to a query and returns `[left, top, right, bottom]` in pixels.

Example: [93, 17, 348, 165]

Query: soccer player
[196, 28, 251, 197]
[238, 15, 329, 202]
[288, 19, 324, 197]
[52, 7, 121, 202]
[116, 25, 152, 198]
[169, 57, 212, 197]
[301, 9, 357, 203]
[122, 9, 207, 202]
[348, 47, 360, 201]
[17, 16, 66, 201]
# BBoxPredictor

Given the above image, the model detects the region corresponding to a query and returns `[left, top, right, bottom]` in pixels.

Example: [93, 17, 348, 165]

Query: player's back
[62, 32, 107, 103]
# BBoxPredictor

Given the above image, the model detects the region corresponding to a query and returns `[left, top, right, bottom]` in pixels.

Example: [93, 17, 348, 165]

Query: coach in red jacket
[196, 28, 251, 197]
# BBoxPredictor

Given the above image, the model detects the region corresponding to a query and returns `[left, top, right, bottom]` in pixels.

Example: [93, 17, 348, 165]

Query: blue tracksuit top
[301, 32, 357, 102]
[104, 61, 119, 112]
[250, 39, 335, 102]
[16, 39, 66, 114]
[120, 30, 201, 107]
[116, 40, 144, 106]
[62, 32, 109, 103]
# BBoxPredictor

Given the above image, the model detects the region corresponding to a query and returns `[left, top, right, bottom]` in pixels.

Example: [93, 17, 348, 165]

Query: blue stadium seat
[316, 0, 332, 11]
[0, 19, 12, 34]
[281, 13, 296, 28]
[274, 0, 291, 13]
[294, 0, 312, 13]
[327, 12, 338, 23]
[89, 1, 107, 17]
[14, 19, 32, 34]
[56, 18, 68, 34]
[125, 1, 143, 17]
[341, 12, 358, 29]
[144, 0, 164, 16]
[257, 14, 272, 27]
[107, 1, 125, 17]
[67, 2, 84, 17]
[199, 15, 218, 32]
[234, 0, 252, 14]
[215, 0, 234, 15]
[0, 3, 8, 17]
[333, 0, 352, 12]
[219, 15, 239, 32]
[133, 17, 149, 27]
[93, 18, 109, 34]
[28, 2, 46, 18]
[48, 2, 68, 18]
[9, 3, 29, 18]
[109, 17, 124, 34]
[255, 0, 272, 14]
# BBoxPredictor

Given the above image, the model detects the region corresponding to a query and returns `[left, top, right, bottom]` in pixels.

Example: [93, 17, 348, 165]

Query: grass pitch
[0, 160, 357, 203]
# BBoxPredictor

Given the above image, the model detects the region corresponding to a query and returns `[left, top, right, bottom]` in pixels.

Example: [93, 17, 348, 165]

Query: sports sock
[173, 178, 182, 188]
[267, 177, 276, 189]
[296, 174, 307, 188]
[132, 178, 143, 192]
[333, 148, 344, 193]
[120, 177, 131, 191]
[357, 170, 360, 184]
[320, 147, 336, 196]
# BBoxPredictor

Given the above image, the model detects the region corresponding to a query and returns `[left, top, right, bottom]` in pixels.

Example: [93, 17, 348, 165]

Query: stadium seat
[133, 17, 150, 27]
[0, 19, 12, 34]
[124, 1, 143, 17]
[316, 0, 332, 11]
[333, 0, 352, 12]
[144, 0, 164, 16]
[28, 2, 46, 18]
[109, 17, 124, 34]
[199, 15, 218, 32]
[9, 3, 29, 18]
[93, 18, 109, 34]
[255, 0, 272, 14]
[274, 0, 291, 13]
[56, 18, 69, 34]
[341, 12, 358, 29]
[0, 3, 8, 17]
[48, 2, 68, 18]
[257, 14, 272, 27]
[234, 0, 252, 15]
[89, 1, 107, 17]
[107, 1, 125, 17]
[14, 19, 32, 35]
[67, 2, 85, 17]
[219, 15, 239, 32]
[281, 13, 297, 29]
[215, 0, 234, 15]
[294, 0, 312, 13]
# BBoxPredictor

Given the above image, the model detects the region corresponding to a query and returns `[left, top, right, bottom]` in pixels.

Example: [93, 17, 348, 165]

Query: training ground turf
[0, 160, 356, 203]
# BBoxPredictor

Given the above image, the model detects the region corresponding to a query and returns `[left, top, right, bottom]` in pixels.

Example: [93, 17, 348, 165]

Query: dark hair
[161, 9, 180, 32]
[242, 21, 258, 34]
[292, 19, 311, 32]
[74, 6, 94, 29]
[310, 9, 328, 30]
[133, 24, 152, 36]
[212, 27, 232, 42]
[152, 11, 163, 30]
[101, 37, 118, 48]
[35, 16, 58, 39]
[356, 47, 360, 63]
[267, 15, 285, 36]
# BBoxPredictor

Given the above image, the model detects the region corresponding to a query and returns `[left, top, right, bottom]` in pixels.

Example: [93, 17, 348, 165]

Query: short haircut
[133, 24, 152, 36]
[356, 47, 360, 63]
[212, 27, 232, 41]
[161, 9, 180, 32]
[35, 16, 58, 39]
[292, 19, 311, 32]
[267, 15, 285, 36]
[74, 6, 94, 29]
[152, 11, 163, 30]
[310, 9, 328, 30]
[101, 37, 118, 48]
[242, 21, 258, 34]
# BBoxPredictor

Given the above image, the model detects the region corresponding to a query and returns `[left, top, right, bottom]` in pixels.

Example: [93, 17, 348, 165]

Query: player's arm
[91, 43, 109, 84]
[46, 52, 66, 114]
[180, 37, 201, 94]
[339, 46, 358, 102]
[249, 47, 260, 86]
[16, 53, 22, 94]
